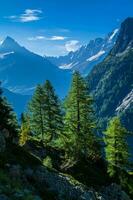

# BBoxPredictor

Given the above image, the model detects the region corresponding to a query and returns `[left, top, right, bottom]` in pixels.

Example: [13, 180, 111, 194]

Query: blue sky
[0, 0, 133, 56]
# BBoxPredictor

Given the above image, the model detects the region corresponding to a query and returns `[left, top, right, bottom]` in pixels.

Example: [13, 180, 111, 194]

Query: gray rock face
[27, 166, 97, 200]
[30, 167, 131, 200]
[5, 163, 131, 200]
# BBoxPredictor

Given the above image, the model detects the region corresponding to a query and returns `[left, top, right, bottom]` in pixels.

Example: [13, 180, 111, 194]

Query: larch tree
[19, 113, 30, 146]
[63, 71, 101, 164]
[104, 116, 130, 179]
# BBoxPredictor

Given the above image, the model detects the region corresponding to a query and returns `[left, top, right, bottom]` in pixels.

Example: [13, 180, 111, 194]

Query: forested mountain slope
[87, 17, 133, 131]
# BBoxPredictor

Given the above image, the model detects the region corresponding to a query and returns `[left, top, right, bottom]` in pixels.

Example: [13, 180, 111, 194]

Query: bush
[43, 156, 53, 169]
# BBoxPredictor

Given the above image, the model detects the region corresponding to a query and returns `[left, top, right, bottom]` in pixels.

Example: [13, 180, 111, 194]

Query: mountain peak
[0, 36, 22, 52]
[111, 17, 133, 55]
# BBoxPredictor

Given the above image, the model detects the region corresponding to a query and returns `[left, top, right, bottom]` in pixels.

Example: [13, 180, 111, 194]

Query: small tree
[104, 116, 130, 179]
[19, 113, 30, 146]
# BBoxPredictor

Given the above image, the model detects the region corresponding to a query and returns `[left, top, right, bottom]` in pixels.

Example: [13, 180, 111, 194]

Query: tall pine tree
[42, 80, 63, 144]
[29, 84, 45, 140]
[29, 81, 63, 144]
[63, 72, 100, 163]
[104, 116, 130, 178]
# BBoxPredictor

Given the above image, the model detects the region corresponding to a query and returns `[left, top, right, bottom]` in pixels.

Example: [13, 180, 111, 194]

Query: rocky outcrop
[26, 166, 97, 200]
[7, 164, 131, 200]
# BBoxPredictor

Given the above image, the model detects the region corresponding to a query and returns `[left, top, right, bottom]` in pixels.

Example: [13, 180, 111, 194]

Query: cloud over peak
[28, 35, 67, 41]
[65, 40, 81, 52]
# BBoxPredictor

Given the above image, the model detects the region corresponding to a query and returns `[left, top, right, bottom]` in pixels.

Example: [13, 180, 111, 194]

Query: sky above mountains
[0, 0, 133, 56]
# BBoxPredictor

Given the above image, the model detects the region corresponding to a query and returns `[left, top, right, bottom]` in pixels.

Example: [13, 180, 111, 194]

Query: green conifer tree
[63, 72, 100, 163]
[104, 116, 130, 178]
[42, 80, 63, 144]
[28, 84, 45, 140]
[29, 81, 63, 144]
[0, 83, 18, 140]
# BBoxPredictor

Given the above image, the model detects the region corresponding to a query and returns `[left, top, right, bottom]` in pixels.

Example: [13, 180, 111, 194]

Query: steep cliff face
[111, 18, 133, 55]
[87, 18, 133, 131]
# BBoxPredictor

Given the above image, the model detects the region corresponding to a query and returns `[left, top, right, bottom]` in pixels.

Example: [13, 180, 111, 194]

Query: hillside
[87, 18, 133, 132]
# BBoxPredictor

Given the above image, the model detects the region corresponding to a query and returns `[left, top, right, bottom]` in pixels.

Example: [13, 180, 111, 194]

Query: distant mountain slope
[0, 36, 71, 97]
[87, 17, 133, 131]
[3, 88, 30, 116]
[47, 29, 119, 75]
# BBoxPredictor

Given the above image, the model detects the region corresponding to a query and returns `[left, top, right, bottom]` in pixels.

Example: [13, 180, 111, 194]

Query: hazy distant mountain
[0, 36, 71, 97]
[3, 88, 31, 116]
[87, 17, 133, 131]
[46, 29, 119, 75]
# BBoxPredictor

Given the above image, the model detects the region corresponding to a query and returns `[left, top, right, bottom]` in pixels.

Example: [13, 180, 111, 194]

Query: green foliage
[43, 156, 53, 169]
[104, 116, 130, 179]
[28, 84, 45, 140]
[63, 72, 101, 164]
[0, 83, 18, 139]
[87, 49, 133, 131]
[19, 113, 30, 146]
[0, 169, 39, 200]
[28, 81, 63, 144]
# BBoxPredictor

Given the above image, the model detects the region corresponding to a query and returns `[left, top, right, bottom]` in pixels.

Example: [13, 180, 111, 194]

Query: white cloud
[65, 40, 81, 52]
[50, 36, 66, 41]
[8, 85, 36, 94]
[28, 35, 66, 41]
[6, 9, 43, 23]
[28, 36, 45, 41]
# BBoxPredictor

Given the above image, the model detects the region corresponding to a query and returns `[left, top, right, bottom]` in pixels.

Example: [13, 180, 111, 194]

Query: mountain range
[46, 29, 119, 75]
[0, 36, 71, 97]
[87, 17, 133, 132]
[0, 17, 132, 130]
[3, 88, 31, 116]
